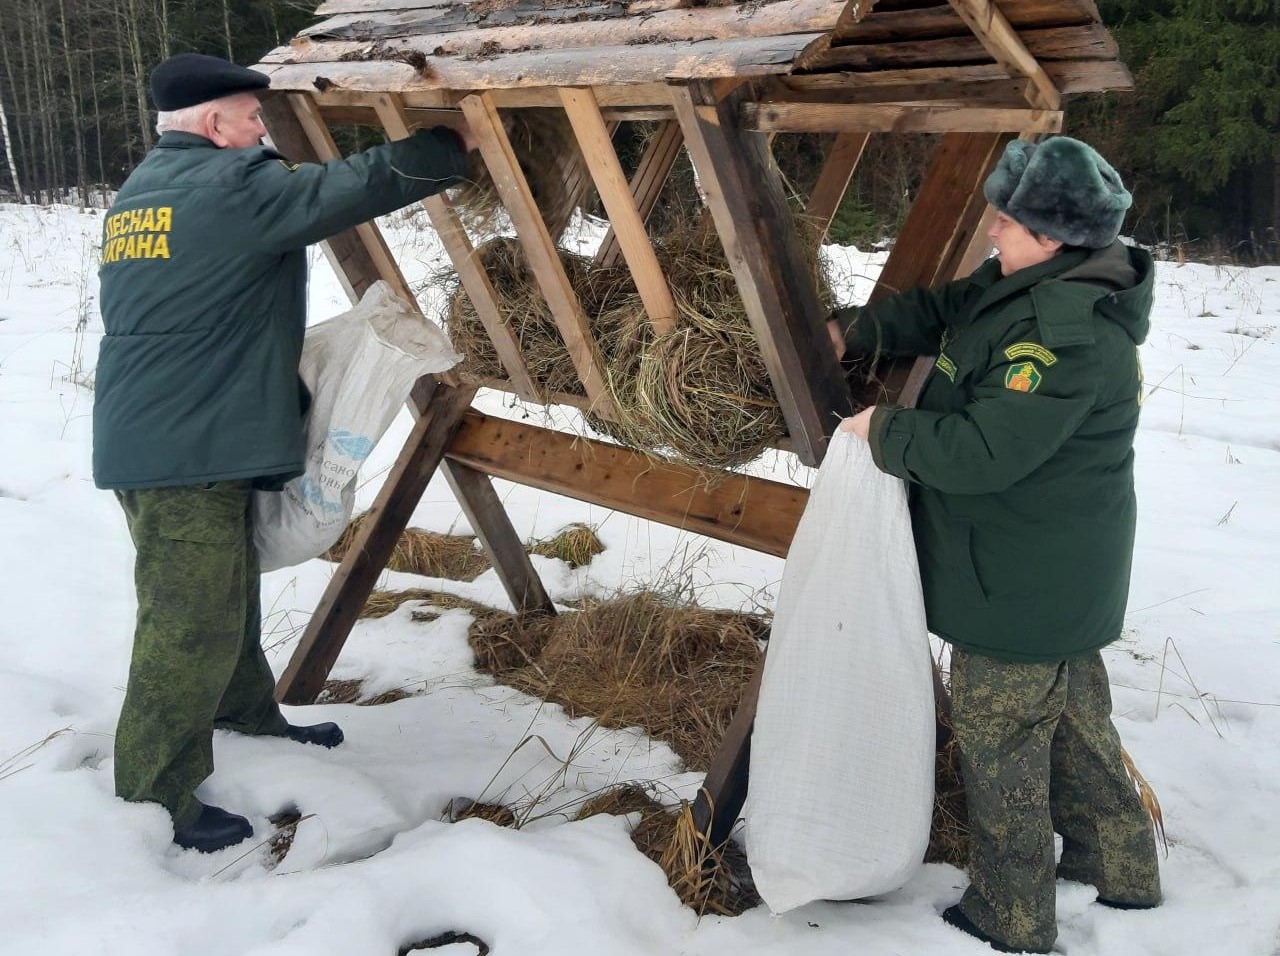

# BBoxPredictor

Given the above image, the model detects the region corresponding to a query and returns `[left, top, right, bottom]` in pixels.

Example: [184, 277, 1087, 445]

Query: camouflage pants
[951, 649, 1161, 953]
[114, 481, 287, 828]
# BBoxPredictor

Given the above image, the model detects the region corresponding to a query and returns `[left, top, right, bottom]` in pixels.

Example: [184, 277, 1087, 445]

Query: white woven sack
[254, 281, 461, 572]
[743, 431, 935, 913]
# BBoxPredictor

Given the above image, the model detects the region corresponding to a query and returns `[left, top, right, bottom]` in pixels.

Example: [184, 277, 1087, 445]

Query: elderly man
[94, 53, 474, 853]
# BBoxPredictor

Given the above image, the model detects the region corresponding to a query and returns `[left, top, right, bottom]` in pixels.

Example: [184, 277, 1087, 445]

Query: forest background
[0, 0, 1276, 262]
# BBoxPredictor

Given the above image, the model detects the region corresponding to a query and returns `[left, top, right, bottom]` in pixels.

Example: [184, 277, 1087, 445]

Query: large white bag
[254, 281, 461, 572]
[743, 431, 936, 913]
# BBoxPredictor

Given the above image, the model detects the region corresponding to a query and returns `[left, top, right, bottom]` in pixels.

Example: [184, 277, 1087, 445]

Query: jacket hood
[1058, 240, 1154, 346]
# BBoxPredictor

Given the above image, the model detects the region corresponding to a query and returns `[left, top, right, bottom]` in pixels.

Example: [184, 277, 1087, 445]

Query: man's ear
[203, 107, 230, 148]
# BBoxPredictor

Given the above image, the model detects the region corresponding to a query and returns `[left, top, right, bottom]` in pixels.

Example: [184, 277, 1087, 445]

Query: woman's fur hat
[983, 136, 1132, 248]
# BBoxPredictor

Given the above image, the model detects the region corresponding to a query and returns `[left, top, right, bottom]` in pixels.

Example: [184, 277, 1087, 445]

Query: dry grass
[451, 109, 582, 237]
[470, 591, 767, 771]
[323, 514, 490, 582]
[575, 785, 759, 916]
[318, 678, 413, 706]
[526, 523, 605, 568]
[926, 713, 970, 868]
[1121, 746, 1168, 851]
[438, 218, 839, 469]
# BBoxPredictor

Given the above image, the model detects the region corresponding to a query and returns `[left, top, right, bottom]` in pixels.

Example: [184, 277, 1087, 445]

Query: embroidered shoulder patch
[1005, 361, 1042, 393]
[936, 353, 958, 382]
[277, 159, 301, 172]
[1003, 341, 1057, 366]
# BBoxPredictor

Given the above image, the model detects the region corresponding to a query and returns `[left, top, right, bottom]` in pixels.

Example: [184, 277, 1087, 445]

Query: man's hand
[827, 318, 847, 362]
[839, 406, 876, 440]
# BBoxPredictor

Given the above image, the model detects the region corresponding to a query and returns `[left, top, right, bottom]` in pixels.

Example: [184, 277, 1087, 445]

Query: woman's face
[988, 210, 1063, 276]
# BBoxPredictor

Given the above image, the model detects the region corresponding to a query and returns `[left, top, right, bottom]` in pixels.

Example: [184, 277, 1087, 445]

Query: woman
[830, 136, 1162, 954]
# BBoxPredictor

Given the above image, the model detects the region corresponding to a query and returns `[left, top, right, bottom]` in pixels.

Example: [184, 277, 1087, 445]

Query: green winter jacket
[834, 241, 1153, 662]
[93, 128, 466, 490]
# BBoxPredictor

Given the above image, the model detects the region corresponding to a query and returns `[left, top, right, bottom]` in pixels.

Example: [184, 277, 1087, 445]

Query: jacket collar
[969, 248, 1092, 318]
[156, 131, 218, 150]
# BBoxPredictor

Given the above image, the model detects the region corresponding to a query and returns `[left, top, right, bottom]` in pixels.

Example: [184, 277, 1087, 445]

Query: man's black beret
[150, 53, 270, 111]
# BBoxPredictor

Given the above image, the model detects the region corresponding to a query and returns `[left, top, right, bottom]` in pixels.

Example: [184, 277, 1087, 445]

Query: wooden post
[371, 92, 539, 401]
[804, 131, 870, 243]
[859, 131, 1013, 407]
[459, 92, 614, 414]
[595, 119, 683, 269]
[561, 86, 677, 334]
[275, 383, 479, 704]
[671, 81, 853, 467]
[442, 461, 556, 615]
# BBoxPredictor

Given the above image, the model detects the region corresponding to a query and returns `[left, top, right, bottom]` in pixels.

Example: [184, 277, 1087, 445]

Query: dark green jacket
[93, 128, 465, 490]
[834, 242, 1153, 662]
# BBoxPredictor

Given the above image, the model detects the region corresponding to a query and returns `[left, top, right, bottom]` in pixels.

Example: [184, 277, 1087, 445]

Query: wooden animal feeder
[253, 0, 1133, 844]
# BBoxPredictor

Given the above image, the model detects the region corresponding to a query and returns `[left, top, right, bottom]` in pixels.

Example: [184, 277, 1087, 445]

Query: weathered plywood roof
[255, 0, 1130, 98]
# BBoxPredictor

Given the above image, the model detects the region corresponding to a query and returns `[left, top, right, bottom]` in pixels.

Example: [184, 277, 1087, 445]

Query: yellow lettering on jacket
[101, 206, 174, 264]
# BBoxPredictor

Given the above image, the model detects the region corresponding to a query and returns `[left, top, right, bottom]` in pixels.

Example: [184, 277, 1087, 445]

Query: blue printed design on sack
[328, 429, 375, 460]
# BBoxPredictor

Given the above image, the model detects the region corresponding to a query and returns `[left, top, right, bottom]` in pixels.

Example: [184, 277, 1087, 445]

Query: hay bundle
[468, 591, 767, 770]
[576, 785, 759, 916]
[439, 236, 635, 397]
[526, 522, 605, 568]
[324, 514, 490, 582]
[451, 109, 583, 235]
[440, 221, 836, 469]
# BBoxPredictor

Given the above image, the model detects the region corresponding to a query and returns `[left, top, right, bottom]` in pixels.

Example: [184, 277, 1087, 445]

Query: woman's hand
[839, 406, 876, 440]
[827, 318, 847, 362]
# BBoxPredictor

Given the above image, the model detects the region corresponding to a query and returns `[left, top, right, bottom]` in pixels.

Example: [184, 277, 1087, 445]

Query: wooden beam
[259, 93, 380, 304]
[595, 119, 684, 269]
[444, 411, 808, 557]
[777, 60, 1132, 96]
[371, 92, 539, 401]
[741, 102, 1063, 134]
[561, 87, 677, 334]
[286, 93, 419, 307]
[441, 460, 556, 615]
[275, 382, 479, 704]
[860, 131, 1012, 407]
[691, 663, 761, 846]
[459, 92, 614, 415]
[671, 81, 853, 467]
[804, 131, 870, 243]
[946, 0, 1061, 109]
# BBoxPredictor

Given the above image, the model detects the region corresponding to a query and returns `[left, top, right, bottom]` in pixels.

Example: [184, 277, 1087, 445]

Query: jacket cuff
[832, 305, 878, 359]
[869, 405, 910, 479]
[419, 126, 469, 187]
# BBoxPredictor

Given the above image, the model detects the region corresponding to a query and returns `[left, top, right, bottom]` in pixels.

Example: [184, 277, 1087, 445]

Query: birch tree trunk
[0, 82, 23, 201]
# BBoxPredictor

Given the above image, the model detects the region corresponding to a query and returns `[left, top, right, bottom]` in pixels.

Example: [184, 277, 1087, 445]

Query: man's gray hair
[155, 98, 223, 135]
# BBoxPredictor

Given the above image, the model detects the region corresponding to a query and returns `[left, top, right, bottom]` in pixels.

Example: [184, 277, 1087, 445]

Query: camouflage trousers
[951, 648, 1161, 953]
[114, 481, 287, 828]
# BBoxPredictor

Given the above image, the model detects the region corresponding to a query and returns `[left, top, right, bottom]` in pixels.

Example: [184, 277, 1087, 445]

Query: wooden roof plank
[808, 23, 1118, 71]
[782, 59, 1132, 94]
[945, 0, 1059, 108]
[258, 33, 825, 91]
[281, 0, 848, 61]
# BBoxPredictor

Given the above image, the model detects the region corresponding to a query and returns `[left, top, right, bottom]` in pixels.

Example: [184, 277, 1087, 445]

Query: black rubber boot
[172, 803, 253, 853]
[283, 722, 344, 749]
[941, 904, 1053, 955]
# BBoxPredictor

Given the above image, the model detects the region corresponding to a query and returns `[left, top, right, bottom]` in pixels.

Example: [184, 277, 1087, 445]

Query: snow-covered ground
[1, 202, 1277, 955]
